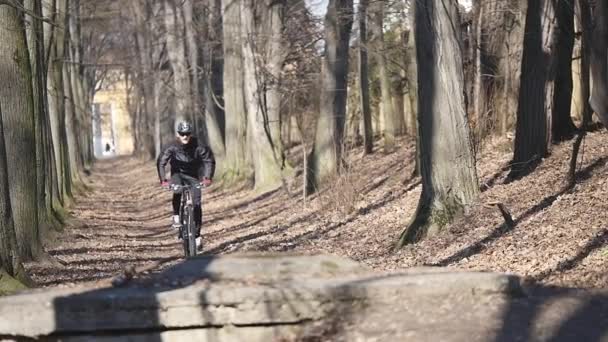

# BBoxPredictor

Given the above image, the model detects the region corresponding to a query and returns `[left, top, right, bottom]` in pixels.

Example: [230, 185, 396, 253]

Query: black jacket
[156, 138, 216, 182]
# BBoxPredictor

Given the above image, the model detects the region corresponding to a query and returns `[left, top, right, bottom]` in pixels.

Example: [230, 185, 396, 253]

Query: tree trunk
[240, 0, 287, 191]
[0, 101, 23, 280]
[198, 0, 226, 163]
[369, 0, 395, 153]
[551, 0, 577, 142]
[165, 0, 194, 125]
[0, 4, 41, 260]
[398, 0, 479, 246]
[404, 27, 420, 176]
[577, 0, 593, 127]
[358, 0, 373, 154]
[41, 0, 61, 218]
[131, 0, 157, 159]
[25, 0, 54, 233]
[589, 0, 608, 125]
[508, 0, 558, 180]
[261, 0, 289, 171]
[222, 0, 250, 182]
[473, 0, 526, 138]
[183, 0, 203, 138]
[47, 0, 72, 202]
[310, 0, 353, 190]
[63, 63, 83, 185]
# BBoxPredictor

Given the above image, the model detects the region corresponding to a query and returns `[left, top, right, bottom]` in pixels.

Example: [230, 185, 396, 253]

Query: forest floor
[24, 131, 608, 289]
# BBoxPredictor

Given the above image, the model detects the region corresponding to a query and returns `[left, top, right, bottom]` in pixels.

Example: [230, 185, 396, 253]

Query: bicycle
[168, 183, 201, 258]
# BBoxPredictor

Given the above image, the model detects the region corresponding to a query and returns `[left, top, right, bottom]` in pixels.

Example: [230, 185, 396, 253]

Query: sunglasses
[178, 132, 191, 137]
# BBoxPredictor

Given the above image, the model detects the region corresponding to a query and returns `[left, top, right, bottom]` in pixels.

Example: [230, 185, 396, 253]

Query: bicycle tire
[186, 205, 196, 257]
[181, 209, 189, 257]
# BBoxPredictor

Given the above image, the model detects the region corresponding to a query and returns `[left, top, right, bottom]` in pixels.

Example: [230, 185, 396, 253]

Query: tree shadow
[480, 164, 511, 192]
[532, 228, 608, 283]
[4, 255, 608, 340]
[494, 287, 608, 342]
[253, 183, 417, 252]
[38, 254, 371, 341]
[434, 154, 607, 267]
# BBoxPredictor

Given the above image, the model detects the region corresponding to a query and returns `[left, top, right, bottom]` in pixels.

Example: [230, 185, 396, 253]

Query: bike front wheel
[185, 205, 196, 257]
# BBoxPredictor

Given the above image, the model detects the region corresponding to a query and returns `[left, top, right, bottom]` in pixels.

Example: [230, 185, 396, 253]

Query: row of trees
[120, 0, 414, 192]
[399, 0, 608, 245]
[95, 0, 608, 244]
[0, 0, 94, 282]
[2, 0, 607, 283]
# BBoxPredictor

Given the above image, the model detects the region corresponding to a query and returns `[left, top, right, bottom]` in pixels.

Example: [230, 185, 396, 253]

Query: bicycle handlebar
[165, 183, 204, 193]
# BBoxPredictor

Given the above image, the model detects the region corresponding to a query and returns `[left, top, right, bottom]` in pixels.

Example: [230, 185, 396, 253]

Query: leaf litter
[24, 131, 608, 290]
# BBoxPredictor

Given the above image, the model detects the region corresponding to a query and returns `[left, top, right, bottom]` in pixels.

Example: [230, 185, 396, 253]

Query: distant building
[92, 69, 134, 157]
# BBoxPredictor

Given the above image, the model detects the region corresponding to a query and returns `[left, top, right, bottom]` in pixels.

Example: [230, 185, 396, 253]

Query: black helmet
[176, 121, 193, 134]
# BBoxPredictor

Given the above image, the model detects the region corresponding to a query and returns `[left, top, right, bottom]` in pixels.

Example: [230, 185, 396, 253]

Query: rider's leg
[170, 173, 183, 227]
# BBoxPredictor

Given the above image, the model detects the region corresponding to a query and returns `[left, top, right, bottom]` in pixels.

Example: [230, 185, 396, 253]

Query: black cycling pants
[170, 173, 202, 236]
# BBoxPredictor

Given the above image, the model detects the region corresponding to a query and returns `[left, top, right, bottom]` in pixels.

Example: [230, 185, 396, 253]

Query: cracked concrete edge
[0, 270, 522, 338]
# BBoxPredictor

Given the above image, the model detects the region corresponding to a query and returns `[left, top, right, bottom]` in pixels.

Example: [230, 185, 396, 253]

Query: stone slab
[0, 254, 524, 340]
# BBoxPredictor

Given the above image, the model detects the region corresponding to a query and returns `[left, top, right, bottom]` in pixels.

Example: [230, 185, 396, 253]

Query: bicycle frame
[170, 184, 201, 257]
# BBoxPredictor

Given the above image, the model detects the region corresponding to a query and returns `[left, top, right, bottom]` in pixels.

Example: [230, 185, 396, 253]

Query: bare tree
[240, 0, 290, 190]
[552, 0, 577, 142]
[576, 0, 593, 126]
[398, 0, 479, 246]
[309, 0, 354, 190]
[472, 0, 526, 139]
[0, 3, 41, 260]
[197, 0, 226, 164]
[165, 0, 194, 124]
[369, 0, 396, 153]
[0, 101, 24, 284]
[508, 0, 559, 180]
[358, 0, 373, 154]
[222, 0, 251, 182]
[589, 0, 608, 125]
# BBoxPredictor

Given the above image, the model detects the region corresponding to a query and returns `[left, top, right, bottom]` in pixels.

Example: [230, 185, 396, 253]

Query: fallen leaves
[22, 133, 608, 290]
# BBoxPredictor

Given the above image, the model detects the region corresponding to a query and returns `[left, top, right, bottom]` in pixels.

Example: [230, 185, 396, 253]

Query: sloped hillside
[25, 132, 607, 289]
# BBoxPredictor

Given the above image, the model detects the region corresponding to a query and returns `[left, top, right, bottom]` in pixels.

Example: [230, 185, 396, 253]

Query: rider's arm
[197, 145, 216, 180]
[157, 145, 174, 183]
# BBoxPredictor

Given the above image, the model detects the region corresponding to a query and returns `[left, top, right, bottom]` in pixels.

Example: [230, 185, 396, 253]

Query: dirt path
[24, 132, 608, 289]
[25, 158, 182, 286]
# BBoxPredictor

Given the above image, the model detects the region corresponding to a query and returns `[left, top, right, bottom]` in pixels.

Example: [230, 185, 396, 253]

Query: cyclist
[157, 121, 215, 249]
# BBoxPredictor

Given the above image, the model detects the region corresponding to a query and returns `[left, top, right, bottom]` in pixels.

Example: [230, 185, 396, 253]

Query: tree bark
[222, 0, 250, 182]
[589, 0, 608, 125]
[240, 0, 287, 191]
[508, 0, 558, 180]
[63, 62, 83, 185]
[198, 0, 226, 163]
[358, 0, 373, 154]
[131, 0, 157, 159]
[25, 0, 55, 232]
[183, 0, 203, 137]
[0, 4, 42, 260]
[165, 0, 194, 125]
[369, 0, 395, 153]
[577, 0, 593, 127]
[260, 0, 289, 171]
[551, 0, 577, 142]
[473, 0, 526, 138]
[310, 0, 353, 190]
[398, 0, 479, 246]
[0, 101, 20, 278]
[47, 0, 72, 202]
